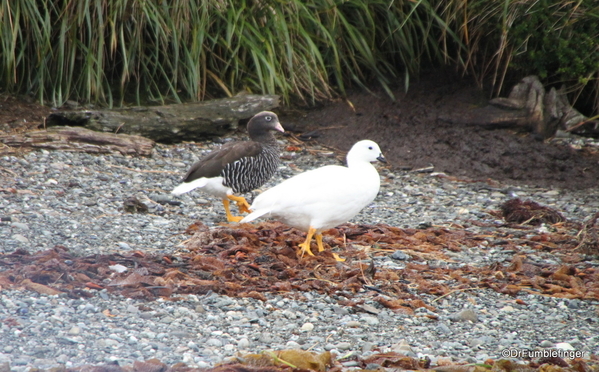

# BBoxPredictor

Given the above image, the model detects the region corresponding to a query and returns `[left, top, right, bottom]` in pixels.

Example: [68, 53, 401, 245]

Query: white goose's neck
[347, 155, 372, 169]
[347, 158, 379, 178]
[346, 158, 381, 197]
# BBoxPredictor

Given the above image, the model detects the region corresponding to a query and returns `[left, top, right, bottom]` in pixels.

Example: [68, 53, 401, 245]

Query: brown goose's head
[247, 111, 284, 141]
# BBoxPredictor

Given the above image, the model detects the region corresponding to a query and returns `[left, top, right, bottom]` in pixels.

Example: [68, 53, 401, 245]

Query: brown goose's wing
[182, 141, 263, 182]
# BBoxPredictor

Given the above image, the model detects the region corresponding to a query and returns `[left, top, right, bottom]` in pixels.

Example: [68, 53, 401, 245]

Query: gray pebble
[68, 326, 80, 335]
[206, 338, 223, 347]
[118, 242, 132, 250]
[539, 340, 554, 348]
[437, 323, 453, 335]
[11, 234, 29, 243]
[237, 338, 250, 349]
[361, 316, 380, 326]
[11, 222, 29, 230]
[285, 341, 301, 349]
[336, 342, 352, 350]
[390, 250, 410, 260]
[449, 309, 478, 322]
[362, 342, 374, 353]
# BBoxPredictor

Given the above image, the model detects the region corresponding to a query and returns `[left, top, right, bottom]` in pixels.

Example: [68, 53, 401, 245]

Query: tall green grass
[1, 0, 598, 111]
[0, 0, 461, 107]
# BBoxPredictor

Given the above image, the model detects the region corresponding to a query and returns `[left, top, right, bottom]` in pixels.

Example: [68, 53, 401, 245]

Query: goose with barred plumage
[172, 111, 284, 222]
[241, 140, 385, 261]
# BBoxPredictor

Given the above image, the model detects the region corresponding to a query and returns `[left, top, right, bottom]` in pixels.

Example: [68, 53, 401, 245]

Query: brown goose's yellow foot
[227, 215, 244, 223]
[237, 203, 251, 214]
[227, 195, 251, 214]
[222, 198, 244, 223]
[332, 252, 346, 262]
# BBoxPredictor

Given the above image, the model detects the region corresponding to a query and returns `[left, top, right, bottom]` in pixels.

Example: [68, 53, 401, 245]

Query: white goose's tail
[240, 209, 271, 223]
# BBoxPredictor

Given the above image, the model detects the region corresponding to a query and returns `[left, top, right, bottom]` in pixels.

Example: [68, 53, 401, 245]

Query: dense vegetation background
[1, 0, 598, 113]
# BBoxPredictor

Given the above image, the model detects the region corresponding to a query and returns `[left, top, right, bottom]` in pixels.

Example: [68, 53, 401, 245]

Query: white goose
[241, 140, 385, 261]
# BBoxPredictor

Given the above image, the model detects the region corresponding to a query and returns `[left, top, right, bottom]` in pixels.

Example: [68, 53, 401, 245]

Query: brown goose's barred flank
[222, 145, 280, 194]
[172, 111, 284, 222]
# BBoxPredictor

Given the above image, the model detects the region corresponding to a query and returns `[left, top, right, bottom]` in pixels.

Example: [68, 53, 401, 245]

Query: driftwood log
[0, 126, 154, 156]
[442, 76, 598, 138]
[46, 94, 280, 143]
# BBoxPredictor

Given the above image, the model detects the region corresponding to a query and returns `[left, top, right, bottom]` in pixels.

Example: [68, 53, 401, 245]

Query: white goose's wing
[241, 165, 345, 222]
[242, 162, 379, 231]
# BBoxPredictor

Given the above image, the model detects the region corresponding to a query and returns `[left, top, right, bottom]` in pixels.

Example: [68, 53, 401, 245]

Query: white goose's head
[346, 140, 386, 167]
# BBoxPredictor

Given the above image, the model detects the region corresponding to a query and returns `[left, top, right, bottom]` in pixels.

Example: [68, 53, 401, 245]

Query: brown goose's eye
[265, 116, 272, 121]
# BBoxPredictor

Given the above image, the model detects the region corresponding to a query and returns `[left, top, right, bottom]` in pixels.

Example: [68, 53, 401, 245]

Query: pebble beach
[1, 136, 598, 370]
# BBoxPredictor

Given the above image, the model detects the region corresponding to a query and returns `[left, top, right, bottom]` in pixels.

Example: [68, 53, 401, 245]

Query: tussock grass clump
[0, 0, 459, 107]
[1, 0, 598, 112]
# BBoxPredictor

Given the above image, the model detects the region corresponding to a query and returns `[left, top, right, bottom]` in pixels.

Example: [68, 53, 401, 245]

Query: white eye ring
[265, 116, 272, 121]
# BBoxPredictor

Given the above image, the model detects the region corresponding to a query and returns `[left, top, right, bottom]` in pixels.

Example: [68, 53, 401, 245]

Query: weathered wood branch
[0, 126, 154, 156]
[45, 94, 280, 143]
[441, 76, 598, 138]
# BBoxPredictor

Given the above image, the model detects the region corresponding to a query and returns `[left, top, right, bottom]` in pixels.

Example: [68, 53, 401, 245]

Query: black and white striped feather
[221, 144, 280, 193]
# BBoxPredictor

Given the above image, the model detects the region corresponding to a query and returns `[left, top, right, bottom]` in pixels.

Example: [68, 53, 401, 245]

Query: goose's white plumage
[241, 140, 385, 260]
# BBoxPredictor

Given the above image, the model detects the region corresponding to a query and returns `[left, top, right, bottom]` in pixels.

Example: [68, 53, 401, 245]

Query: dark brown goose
[172, 111, 284, 222]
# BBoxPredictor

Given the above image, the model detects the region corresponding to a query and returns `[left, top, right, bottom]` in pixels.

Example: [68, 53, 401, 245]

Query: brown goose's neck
[250, 131, 278, 146]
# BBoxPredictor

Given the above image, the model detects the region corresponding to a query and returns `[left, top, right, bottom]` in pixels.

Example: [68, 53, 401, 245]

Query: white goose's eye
[265, 116, 272, 121]
[368, 146, 373, 150]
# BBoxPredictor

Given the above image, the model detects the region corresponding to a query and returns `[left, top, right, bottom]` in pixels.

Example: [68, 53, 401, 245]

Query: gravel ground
[1, 136, 599, 370]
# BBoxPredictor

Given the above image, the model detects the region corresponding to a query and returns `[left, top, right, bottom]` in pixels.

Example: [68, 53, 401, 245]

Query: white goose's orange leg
[315, 233, 325, 252]
[298, 227, 317, 258]
[331, 253, 346, 262]
[227, 195, 251, 214]
[222, 198, 244, 223]
[316, 233, 345, 261]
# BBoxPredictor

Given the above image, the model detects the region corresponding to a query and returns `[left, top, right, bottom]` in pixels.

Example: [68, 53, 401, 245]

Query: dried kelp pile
[14, 349, 599, 372]
[575, 212, 599, 255]
[500, 198, 565, 225]
[0, 221, 598, 306]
